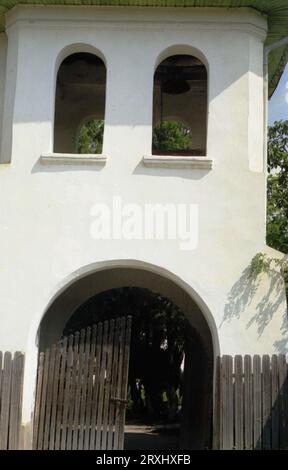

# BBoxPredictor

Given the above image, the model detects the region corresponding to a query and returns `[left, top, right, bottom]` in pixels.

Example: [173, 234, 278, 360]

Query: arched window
[54, 52, 106, 154]
[153, 54, 207, 156]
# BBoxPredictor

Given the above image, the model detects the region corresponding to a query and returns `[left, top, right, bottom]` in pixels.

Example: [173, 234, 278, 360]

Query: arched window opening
[153, 55, 207, 156]
[54, 52, 106, 154]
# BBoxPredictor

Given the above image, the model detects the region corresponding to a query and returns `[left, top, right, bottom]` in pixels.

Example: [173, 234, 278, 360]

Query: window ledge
[142, 155, 213, 170]
[40, 153, 107, 165]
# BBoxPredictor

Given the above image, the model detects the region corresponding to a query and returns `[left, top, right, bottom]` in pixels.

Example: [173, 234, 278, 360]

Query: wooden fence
[0, 351, 25, 450]
[214, 354, 288, 450]
[0, 350, 288, 450]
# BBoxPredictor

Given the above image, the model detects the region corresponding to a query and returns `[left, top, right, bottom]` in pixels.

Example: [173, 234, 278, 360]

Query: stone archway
[37, 261, 218, 449]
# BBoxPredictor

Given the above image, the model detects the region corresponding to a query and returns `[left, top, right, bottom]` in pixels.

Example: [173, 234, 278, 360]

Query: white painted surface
[0, 6, 287, 434]
[248, 35, 265, 172]
[0, 33, 7, 160]
[0, 5, 285, 353]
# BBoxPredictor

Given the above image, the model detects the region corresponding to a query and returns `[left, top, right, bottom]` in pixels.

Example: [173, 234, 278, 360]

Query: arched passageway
[37, 264, 216, 449]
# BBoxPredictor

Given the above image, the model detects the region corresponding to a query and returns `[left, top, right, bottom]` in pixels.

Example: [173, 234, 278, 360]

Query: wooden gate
[33, 316, 132, 450]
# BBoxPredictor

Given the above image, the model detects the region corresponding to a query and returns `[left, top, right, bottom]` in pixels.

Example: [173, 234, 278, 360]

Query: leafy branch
[250, 253, 288, 299]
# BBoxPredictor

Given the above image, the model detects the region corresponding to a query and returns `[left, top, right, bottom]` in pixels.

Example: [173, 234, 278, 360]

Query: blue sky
[269, 64, 288, 124]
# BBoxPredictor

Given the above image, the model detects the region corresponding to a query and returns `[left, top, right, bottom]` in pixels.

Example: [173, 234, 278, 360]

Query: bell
[162, 79, 190, 95]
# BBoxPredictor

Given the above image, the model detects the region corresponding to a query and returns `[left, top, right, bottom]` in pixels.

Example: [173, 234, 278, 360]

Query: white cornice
[6, 6, 267, 39]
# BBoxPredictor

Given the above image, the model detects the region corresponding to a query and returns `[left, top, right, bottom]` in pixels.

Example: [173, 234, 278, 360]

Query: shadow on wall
[31, 159, 106, 174]
[132, 160, 212, 180]
[221, 266, 288, 352]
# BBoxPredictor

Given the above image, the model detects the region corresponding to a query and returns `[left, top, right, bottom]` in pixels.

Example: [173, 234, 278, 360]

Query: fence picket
[48, 342, 62, 450]
[221, 355, 234, 449]
[95, 320, 109, 450]
[37, 349, 50, 450]
[0, 352, 12, 450]
[66, 333, 79, 450]
[107, 318, 121, 450]
[33, 352, 44, 450]
[213, 356, 221, 450]
[262, 355, 271, 449]
[83, 325, 97, 450]
[78, 327, 92, 450]
[243, 355, 253, 449]
[54, 336, 68, 450]
[8, 352, 24, 450]
[101, 320, 115, 450]
[278, 354, 288, 449]
[60, 339, 73, 451]
[0, 352, 24, 450]
[271, 355, 279, 449]
[253, 355, 262, 449]
[89, 323, 103, 449]
[113, 317, 126, 450]
[118, 316, 132, 450]
[234, 355, 243, 450]
[43, 344, 56, 450]
[72, 329, 86, 450]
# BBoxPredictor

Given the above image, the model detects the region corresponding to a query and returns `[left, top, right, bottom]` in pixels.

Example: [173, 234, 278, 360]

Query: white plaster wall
[0, 27, 19, 164]
[0, 6, 287, 433]
[248, 35, 265, 172]
[0, 5, 285, 351]
[0, 33, 7, 158]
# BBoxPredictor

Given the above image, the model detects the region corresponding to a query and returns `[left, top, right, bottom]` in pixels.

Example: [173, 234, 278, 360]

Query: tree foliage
[78, 118, 192, 154]
[152, 120, 192, 152]
[78, 118, 104, 154]
[251, 121, 288, 298]
[267, 120, 288, 254]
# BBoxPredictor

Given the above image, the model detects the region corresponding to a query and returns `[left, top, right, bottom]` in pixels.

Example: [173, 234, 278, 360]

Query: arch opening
[152, 54, 208, 156]
[38, 265, 216, 450]
[53, 52, 106, 154]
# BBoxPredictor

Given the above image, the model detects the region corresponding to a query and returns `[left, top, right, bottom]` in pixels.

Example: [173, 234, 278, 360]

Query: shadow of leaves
[222, 266, 287, 346]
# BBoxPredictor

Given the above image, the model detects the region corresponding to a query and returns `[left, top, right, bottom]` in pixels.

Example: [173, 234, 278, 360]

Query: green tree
[259, 120, 288, 297]
[78, 118, 104, 154]
[78, 118, 192, 154]
[267, 120, 288, 254]
[152, 120, 192, 152]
